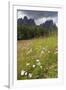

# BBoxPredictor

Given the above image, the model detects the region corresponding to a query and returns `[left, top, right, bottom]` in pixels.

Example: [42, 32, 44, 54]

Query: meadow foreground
[17, 35, 58, 80]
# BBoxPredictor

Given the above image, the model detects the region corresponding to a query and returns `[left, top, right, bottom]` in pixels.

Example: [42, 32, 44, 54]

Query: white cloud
[17, 11, 27, 19]
[35, 17, 46, 25]
[35, 17, 57, 25]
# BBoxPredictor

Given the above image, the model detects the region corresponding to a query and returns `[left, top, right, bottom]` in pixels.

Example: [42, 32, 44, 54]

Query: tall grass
[17, 35, 58, 80]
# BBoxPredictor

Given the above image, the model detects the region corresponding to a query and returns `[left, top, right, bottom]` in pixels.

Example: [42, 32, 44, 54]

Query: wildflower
[32, 64, 36, 68]
[37, 62, 41, 66]
[28, 73, 32, 78]
[36, 59, 40, 62]
[48, 50, 50, 53]
[41, 50, 44, 54]
[25, 71, 28, 76]
[21, 70, 25, 76]
[26, 48, 32, 55]
[40, 66, 42, 69]
[26, 63, 30, 66]
[29, 48, 32, 52]
[43, 47, 46, 51]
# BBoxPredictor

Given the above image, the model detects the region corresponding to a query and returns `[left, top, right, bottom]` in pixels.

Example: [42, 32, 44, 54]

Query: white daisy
[26, 63, 30, 66]
[32, 64, 36, 68]
[37, 62, 41, 66]
[48, 51, 50, 53]
[21, 70, 25, 76]
[25, 72, 28, 76]
[43, 47, 46, 50]
[36, 59, 39, 62]
[41, 50, 44, 54]
[28, 73, 32, 78]
[40, 66, 42, 69]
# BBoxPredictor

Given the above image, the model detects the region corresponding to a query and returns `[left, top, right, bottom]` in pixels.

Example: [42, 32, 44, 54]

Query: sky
[17, 10, 58, 25]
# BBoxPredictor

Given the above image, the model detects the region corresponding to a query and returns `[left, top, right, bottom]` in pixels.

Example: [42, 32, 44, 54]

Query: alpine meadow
[17, 10, 58, 80]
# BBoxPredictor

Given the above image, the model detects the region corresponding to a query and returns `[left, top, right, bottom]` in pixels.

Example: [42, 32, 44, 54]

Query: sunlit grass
[17, 35, 58, 80]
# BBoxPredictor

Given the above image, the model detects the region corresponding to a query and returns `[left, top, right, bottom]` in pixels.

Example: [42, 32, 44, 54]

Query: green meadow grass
[17, 35, 58, 80]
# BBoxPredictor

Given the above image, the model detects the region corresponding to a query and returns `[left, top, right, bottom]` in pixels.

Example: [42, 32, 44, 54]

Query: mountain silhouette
[17, 16, 35, 25]
[17, 16, 57, 29]
[40, 20, 53, 28]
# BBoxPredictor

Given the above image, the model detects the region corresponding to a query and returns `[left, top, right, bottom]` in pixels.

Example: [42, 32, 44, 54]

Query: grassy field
[17, 35, 58, 80]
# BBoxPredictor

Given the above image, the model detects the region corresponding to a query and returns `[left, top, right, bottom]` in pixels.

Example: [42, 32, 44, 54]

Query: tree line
[17, 17, 58, 40]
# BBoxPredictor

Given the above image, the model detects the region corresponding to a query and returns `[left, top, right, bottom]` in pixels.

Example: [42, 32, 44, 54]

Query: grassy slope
[17, 35, 58, 80]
